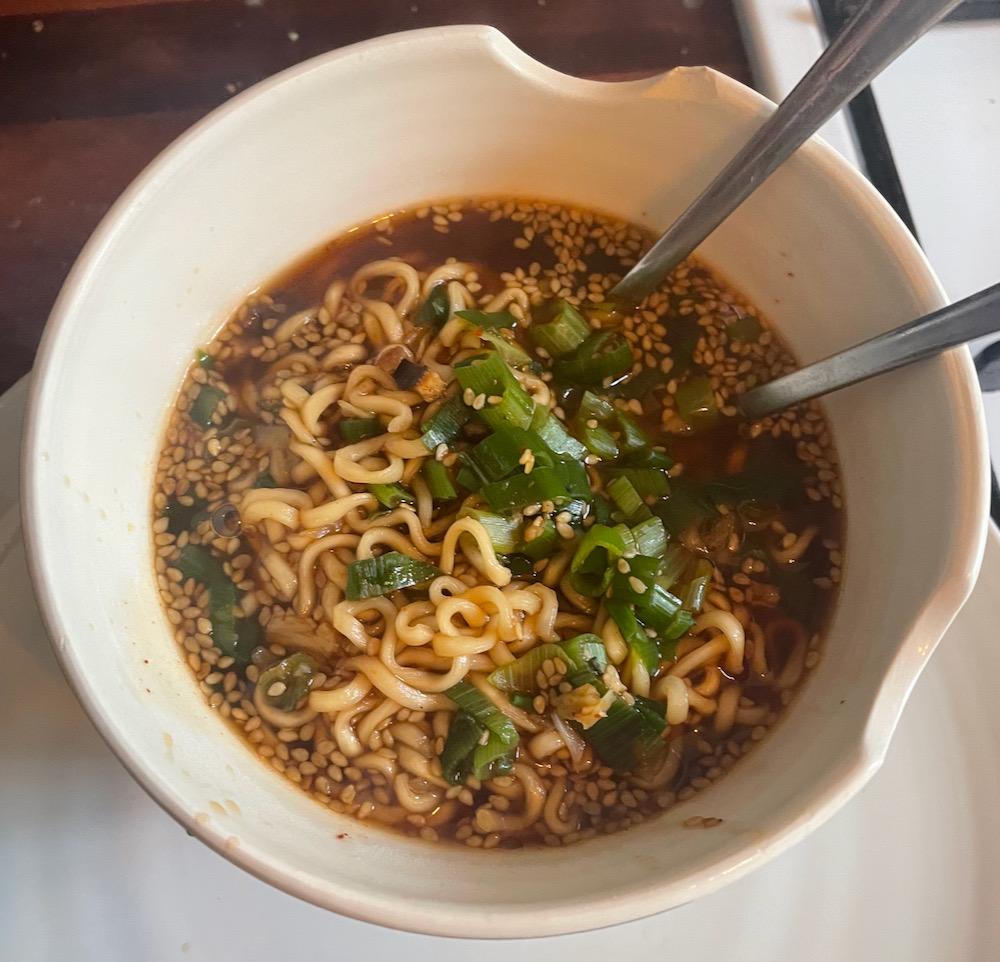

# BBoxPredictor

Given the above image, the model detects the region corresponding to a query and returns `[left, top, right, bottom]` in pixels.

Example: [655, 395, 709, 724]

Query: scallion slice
[421, 459, 457, 501]
[607, 601, 660, 674]
[529, 405, 588, 459]
[256, 652, 317, 712]
[454, 354, 535, 431]
[487, 643, 565, 692]
[339, 417, 383, 443]
[574, 390, 619, 460]
[487, 634, 609, 692]
[531, 299, 591, 357]
[634, 583, 684, 632]
[480, 329, 534, 369]
[420, 396, 471, 450]
[614, 410, 652, 457]
[569, 524, 629, 597]
[175, 544, 257, 664]
[470, 427, 555, 482]
[553, 331, 633, 385]
[440, 711, 483, 784]
[481, 460, 589, 513]
[369, 482, 414, 509]
[345, 551, 442, 600]
[631, 516, 667, 558]
[675, 375, 718, 425]
[446, 681, 519, 746]
[456, 308, 517, 329]
[683, 558, 714, 612]
[606, 467, 671, 499]
[416, 283, 451, 328]
[458, 508, 520, 554]
[607, 475, 652, 524]
[472, 732, 516, 780]
[560, 633, 609, 675]
[581, 691, 666, 772]
[189, 384, 227, 429]
[610, 554, 659, 604]
[517, 516, 558, 559]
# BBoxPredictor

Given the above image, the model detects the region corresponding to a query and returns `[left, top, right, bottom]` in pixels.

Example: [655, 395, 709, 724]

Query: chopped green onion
[574, 391, 619, 460]
[663, 608, 694, 643]
[569, 524, 629, 597]
[557, 499, 590, 526]
[634, 695, 668, 731]
[459, 508, 520, 554]
[612, 368, 662, 400]
[606, 467, 671, 499]
[472, 731, 516, 780]
[469, 428, 554, 482]
[481, 461, 588, 513]
[488, 643, 565, 692]
[339, 417, 383, 443]
[580, 690, 666, 772]
[175, 544, 257, 664]
[345, 551, 441, 600]
[369, 483, 414, 509]
[420, 396, 471, 450]
[509, 692, 535, 711]
[590, 494, 614, 525]
[529, 404, 588, 459]
[530, 299, 591, 357]
[634, 583, 684, 632]
[456, 308, 517, 329]
[421, 459, 457, 501]
[488, 635, 608, 692]
[683, 558, 713, 612]
[560, 634, 609, 675]
[517, 516, 558, 559]
[455, 463, 483, 491]
[614, 411, 652, 457]
[440, 711, 483, 784]
[256, 652, 317, 712]
[416, 283, 451, 327]
[607, 601, 659, 674]
[196, 348, 214, 368]
[252, 470, 278, 489]
[480, 329, 534, 369]
[607, 476, 652, 524]
[625, 447, 674, 470]
[675, 375, 718, 425]
[446, 682, 519, 746]
[631, 517, 667, 558]
[610, 554, 659, 604]
[553, 331, 633, 385]
[189, 384, 227, 429]
[503, 554, 536, 578]
[454, 354, 535, 431]
[658, 543, 696, 588]
[162, 497, 207, 535]
[655, 480, 716, 536]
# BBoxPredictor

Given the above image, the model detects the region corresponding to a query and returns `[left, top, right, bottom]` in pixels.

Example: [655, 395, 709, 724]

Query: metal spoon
[610, 0, 963, 305]
[738, 281, 1000, 419]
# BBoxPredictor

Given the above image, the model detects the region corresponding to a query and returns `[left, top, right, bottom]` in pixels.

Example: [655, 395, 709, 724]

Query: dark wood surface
[0, 0, 751, 394]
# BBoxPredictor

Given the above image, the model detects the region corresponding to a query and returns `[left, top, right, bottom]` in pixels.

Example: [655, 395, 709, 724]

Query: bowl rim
[21, 24, 989, 938]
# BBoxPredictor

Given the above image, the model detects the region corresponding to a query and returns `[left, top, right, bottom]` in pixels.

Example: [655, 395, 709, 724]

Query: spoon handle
[611, 0, 962, 304]
[738, 281, 1000, 420]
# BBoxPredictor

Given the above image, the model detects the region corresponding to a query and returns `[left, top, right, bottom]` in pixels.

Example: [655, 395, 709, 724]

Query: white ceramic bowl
[22, 26, 988, 938]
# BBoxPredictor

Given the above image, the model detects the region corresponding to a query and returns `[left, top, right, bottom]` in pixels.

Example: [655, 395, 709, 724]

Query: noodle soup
[152, 198, 842, 848]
